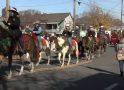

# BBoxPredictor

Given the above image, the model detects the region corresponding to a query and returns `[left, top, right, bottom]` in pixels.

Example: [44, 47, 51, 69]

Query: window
[46, 24, 52, 29]
[53, 24, 57, 29]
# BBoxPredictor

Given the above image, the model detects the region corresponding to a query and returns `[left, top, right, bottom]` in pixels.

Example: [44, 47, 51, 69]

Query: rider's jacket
[87, 29, 95, 37]
[7, 15, 20, 30]
[62, 30, 72, 37]
[33, 26, 42, 36]
[98, 28, 105, 36]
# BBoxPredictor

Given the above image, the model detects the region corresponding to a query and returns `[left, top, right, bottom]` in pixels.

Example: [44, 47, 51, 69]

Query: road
[0, 46, 124, 90]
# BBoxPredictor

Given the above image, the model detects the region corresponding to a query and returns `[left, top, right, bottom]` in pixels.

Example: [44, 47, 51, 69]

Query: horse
[36, 36, 51, 66]
[51, 35, 79, 67]
[78, 30, 87, 58]
[97, 34, 107, 55]
[0, 22, 38, 78]
[31, 32, 51, 66]
[81, 36, 96, 60]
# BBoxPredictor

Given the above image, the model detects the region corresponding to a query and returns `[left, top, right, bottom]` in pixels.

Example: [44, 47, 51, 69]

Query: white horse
[51, 36, 79, 67]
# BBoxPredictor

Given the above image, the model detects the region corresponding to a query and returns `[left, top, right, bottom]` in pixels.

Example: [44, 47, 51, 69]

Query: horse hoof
[7, 74, 12, 79]
[47, 63, 49, 65]
[36, 63, 39, 66]
[19, 72, 22, 76]
[76, 61, 79, 64]
[61, 65, 64, 67]
[30, 70, 33, 73]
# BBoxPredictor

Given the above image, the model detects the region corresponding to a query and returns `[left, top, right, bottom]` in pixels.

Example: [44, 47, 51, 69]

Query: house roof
[40, 13, 71, 23]
[76, 17, 85, 25]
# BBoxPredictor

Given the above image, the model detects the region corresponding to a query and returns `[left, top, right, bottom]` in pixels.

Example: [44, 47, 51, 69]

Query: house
[40, 13, 73, 34]
[76, 17, 88, 30]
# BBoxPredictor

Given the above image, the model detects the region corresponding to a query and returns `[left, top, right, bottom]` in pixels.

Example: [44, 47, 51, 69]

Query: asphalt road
[0, 46, 124, 90]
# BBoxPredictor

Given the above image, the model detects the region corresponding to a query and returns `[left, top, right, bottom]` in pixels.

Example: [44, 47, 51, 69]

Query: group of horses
[0, 23, 107, 78]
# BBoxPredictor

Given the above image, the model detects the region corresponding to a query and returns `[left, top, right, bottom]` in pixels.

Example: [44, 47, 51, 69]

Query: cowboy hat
[8, 7, 19, 14]
[100, 25, 104, 28]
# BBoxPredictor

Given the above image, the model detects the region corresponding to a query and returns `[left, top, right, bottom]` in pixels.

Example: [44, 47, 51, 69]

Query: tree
[19, 9, 42, 27]
[77, 3, 114, 29]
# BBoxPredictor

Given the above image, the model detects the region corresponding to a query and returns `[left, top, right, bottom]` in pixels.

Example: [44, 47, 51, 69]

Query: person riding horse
[98, 25, 105, 38]
[32, 21, 43, 51]
[3, 7, 25, 54]
[87, 26, 96, 38]
[62, 24, 72, 53]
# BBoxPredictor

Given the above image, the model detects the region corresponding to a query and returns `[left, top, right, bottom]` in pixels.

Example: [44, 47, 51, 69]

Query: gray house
[40, 13, 73, 34]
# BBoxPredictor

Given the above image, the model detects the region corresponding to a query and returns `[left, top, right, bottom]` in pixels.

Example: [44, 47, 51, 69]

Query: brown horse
[98, 35, 107, 54]
[0, 25, 38, 78]
[81, 36, 96, 60]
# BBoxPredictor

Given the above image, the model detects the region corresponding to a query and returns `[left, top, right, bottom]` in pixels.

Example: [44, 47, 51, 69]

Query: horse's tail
[75, 40, 79, 56]
[32, 37, 39, 62]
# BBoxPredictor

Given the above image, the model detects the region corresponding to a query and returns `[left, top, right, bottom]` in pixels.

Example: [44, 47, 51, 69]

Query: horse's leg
[87, 50, 90, 60]
[67, 53, 71, 66]
[30, 62, 34, 73]
[98, 47, 101, 57]
[8, 55, 12, 79]
[29, 52, 35, 73]
[104, 45, 106, 52]
[0, 55, 3, 64]
[58, 53, 62, 64]
[26, 53, 32, 67]
[46, 48, 51, 65]
[36, 51, 42, 66]
[61, 53, 66, 67]
[85, 50, 88, 60]
[26, 53, 30, 60]
[47, 56, 51, 65]
[76, 50, 79, 64]
[19, 56, 24, 75]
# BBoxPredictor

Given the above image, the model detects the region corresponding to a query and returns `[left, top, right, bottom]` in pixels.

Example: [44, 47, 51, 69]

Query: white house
[40, 13, 73, 34]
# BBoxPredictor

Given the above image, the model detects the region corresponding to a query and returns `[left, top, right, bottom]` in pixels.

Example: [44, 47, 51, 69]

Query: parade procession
[0, 0, 124, 90]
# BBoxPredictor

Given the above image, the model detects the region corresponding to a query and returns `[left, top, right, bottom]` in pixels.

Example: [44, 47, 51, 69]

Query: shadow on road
[0, 76, 8, 90]
[62, 66, 124, 90]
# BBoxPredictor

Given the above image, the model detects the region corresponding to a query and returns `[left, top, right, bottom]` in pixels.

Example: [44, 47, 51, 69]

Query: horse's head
[50, 36, 58, 51]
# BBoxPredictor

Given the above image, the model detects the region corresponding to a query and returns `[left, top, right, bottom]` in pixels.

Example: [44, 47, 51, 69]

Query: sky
[0, 0, 121, 19]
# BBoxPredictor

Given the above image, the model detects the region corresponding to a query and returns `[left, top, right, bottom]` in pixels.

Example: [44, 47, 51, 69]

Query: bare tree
[19, 9, 42, 27]
[77, 3, 120, 29]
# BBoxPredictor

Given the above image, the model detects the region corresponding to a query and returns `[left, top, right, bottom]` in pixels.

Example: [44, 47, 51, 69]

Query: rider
[32, 21, 43, 51]
[87, 26, 96, 38]
[74, 26, 80, 39]
[98, 25, 105, 37]
[62, 24, 72, 52]
[4, 7, 25, 53]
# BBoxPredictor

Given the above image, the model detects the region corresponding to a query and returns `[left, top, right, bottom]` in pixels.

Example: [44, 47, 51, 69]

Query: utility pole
[73, 0, 76, 30]
[6, 0, 10, 18]
[121, 0, 123, 30]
